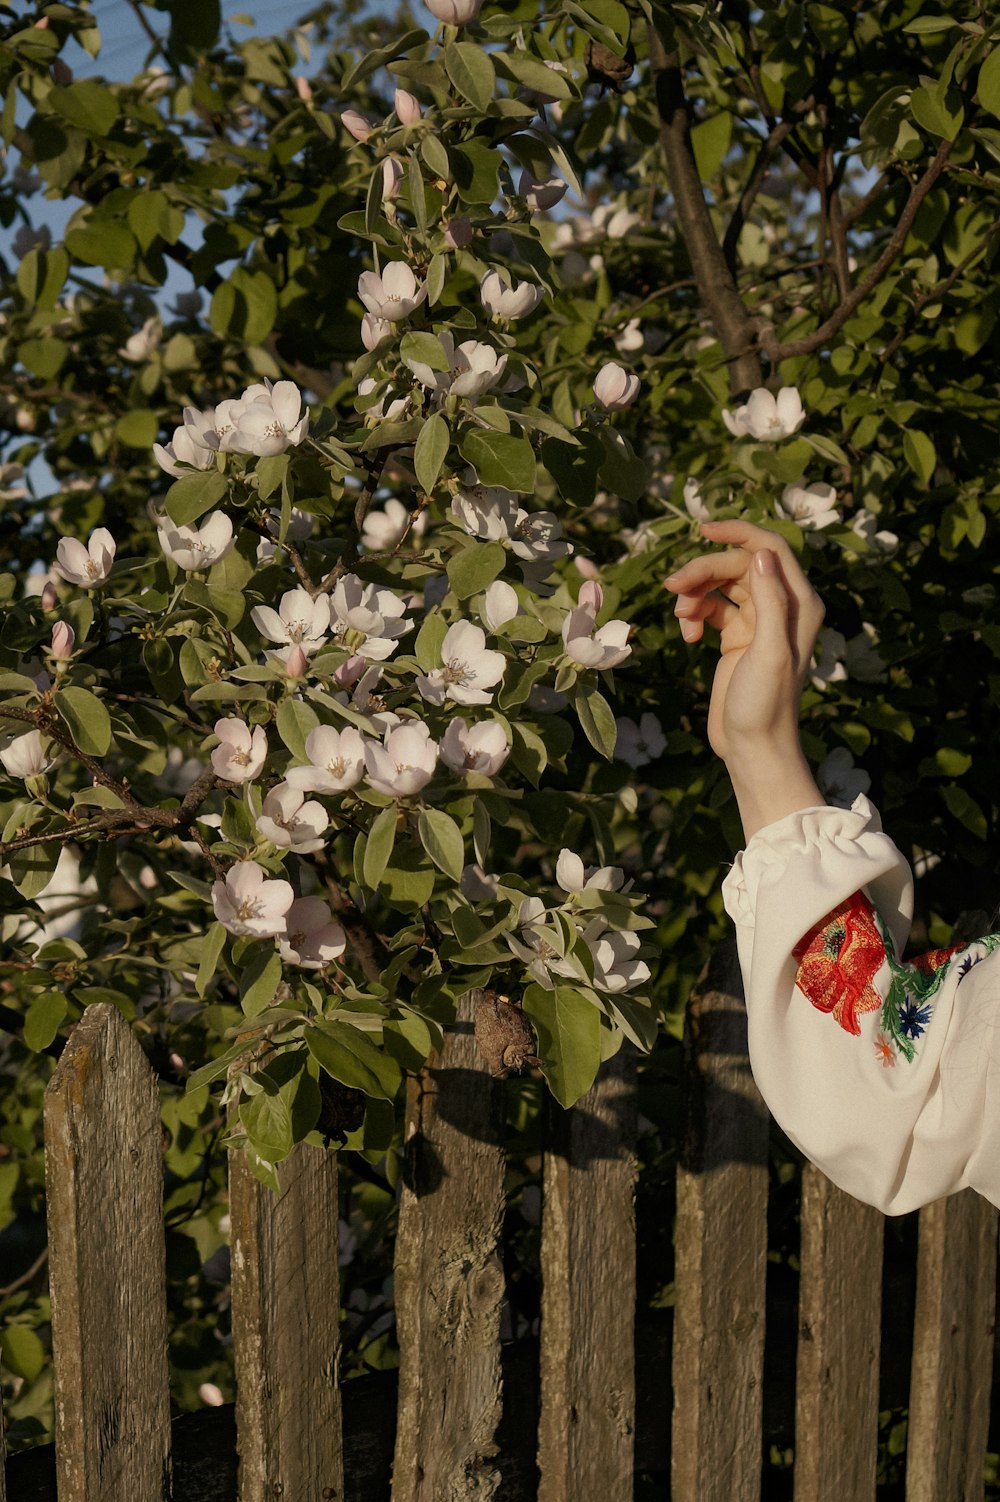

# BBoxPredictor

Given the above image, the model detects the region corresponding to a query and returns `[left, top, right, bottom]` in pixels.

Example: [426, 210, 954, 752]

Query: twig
[0, 1246, 48, 1298]
[647, 23, 762, 394]
[722, 119, 794, 276]
[877, 213, 1000, 368]
[0, 703, 140, 808]
[316, 451, 389, 594]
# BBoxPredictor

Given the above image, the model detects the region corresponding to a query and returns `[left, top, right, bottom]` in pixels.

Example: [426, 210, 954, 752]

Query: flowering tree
[3, 0, 1000, 1411]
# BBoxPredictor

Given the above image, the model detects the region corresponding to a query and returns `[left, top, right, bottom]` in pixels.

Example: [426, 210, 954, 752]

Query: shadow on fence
[3, 944, 999, 1500]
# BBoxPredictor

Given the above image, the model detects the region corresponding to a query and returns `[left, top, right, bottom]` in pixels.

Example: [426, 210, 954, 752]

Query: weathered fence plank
[43, 1002, 171, 1502]
[537, 1045, 637, 1502]
[793, 1165, 883, 1502]
[391, 988, 507, 1502]
[671, 939, 769, 1502]
[228, 1139, 343, 1500]
[905, 1191, 998, 1502]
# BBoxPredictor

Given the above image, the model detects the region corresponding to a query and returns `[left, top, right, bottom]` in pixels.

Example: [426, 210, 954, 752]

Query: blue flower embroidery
[898, 999, 933, 1040]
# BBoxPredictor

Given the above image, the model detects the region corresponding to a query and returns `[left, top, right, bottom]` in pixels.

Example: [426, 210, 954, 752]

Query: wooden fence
[2, 940, 998, 1501]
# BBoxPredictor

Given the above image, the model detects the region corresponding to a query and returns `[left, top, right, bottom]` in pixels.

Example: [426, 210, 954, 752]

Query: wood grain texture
[793, 1166, 883, 1502]
[905, 1191, 998, 1502]
[43, 1003, 172, 1502]
[228, 1140, 343, 1500]
[671, 939, 768, 1502]
[391, 990, 506, 1502]
[537, 1046, 638, 1502]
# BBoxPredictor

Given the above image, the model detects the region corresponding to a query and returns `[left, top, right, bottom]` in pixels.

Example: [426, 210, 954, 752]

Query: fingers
[673, 589, 740, 643]
[745, 548, 791, 663]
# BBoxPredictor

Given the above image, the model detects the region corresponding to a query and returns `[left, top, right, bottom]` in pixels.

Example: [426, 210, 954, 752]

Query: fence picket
[391, 988, 507, 1502]
[793, 1165, 882, 1502]
[671, 939, 768, 1502]
[905, 1191, 998, 1502]
[228, 1139, 343, 1499]
[43, 1003, 171, 1502]
[537, 1045, 638, 1502]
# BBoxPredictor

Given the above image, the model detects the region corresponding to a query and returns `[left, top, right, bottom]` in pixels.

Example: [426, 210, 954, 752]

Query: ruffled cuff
[721, 795, 913, 954]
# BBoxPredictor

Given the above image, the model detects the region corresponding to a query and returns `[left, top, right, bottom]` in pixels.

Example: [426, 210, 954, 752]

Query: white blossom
[614, 318, 644, 354]
[211, 718, 268, 783]
[227, 380, 309, 456]
[506, 896, 579, 988]
[416, 620, 506, 706]
[723, 386, 804, 441]
[212, 861, 294, 938]
[439, 717, 510, 776]
[364, 721, 438, 797]
[426, 0, 483, 20]
[361, 313, 393, 350]
[252, 588, 332, 654]
[0, 730, 49, 780]
[479, 271, 545, 321]
[451, 483, 519, 540]
[683, 477, 710, 522]
[285, 726, 367, 794]
[357, 261, 427, 322]
[614, 713, 666, 769]
[54, 528, 116, 587]
[850, 508, 899, 555]
[482, 579, 520, 631]
[593, 361, 640, 411]
[510, 509, 572, 564]
[404, 330, 507, 400]
[810, 627, 848, 689]
[153, 423, 218, 478]
[556, 850, 626, 894]
[256, 783, 329, 853]
[517, 171, 567, 211]
[279, 896, 347, 968]
[817, 747, 871, 809]
[356, 376, 410, 422]
[119, 315, 162, 363]
[158, 512, 234, 571]
[562, 606, 631, 669]
[394, 88, 422, 125]
[361, 497, 426, 551]
[329, 574, 411, 659]
[776, 480, 840, 530]
[586, 925, 650, 993]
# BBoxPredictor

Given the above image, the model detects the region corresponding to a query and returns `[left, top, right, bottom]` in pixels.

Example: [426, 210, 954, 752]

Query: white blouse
[721, 795, 1000, 1215]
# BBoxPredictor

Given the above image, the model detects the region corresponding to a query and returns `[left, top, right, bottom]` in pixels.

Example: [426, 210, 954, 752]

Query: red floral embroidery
[910, 943, 963, 976]
[792, 892, 886, 1036]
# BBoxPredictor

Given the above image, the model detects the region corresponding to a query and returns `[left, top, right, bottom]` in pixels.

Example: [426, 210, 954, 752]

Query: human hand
[663, 520, 826, 837]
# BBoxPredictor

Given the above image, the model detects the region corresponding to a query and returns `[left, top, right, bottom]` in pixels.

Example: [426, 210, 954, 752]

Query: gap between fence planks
[228, 1140, 344, 1499]
[671, 938, 769, 1502]
[906, 1190, 998, 1502]
[43, 1003, 172, 1502]
[537, 1045, 638, 1502]
[793, 1165, 883, 1502]
[391, 987, 507, 1502]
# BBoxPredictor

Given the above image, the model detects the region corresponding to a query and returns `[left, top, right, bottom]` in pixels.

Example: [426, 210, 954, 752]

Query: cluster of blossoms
[153, 378, 309, 477]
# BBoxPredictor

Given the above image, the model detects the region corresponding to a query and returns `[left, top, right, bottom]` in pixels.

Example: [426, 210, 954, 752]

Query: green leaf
[417, 808, 465, 881]
[49, 81, 118, 135]
[942, 784, 988, 840]
[7, 841, 62, 900]
[400, 330, 450, 372]
[196, 922, 228, 998]
[18, 337, 68, 379]
[16, 246, 69, 309]
[414, 411, 447, 492]
[307, 1020, 402, 1100]
[1, 1325, 45, 1382]
[494, 52, 575, 100]
[421, 132, 451, 181]
[23, 991, 67, 1052]
[574, 684, 617, 760]
[444, 41, 496, 111]
[56, 686, 111, 756]
[242, 1089, 293, 1163]
[909, 84, 963, 140]
[381, 845, 436, 909]
[979, 48, 1000, 119]
[342, 26, 428, 90]
[521, 984, 602, 1107]
[65, 219, 136, 270]
[210, 267, 278, 347]
[384, 1010, 436, 1072]
[115, 409, 159, 448]
[240, 948, 283, 1018]
[449, 139, 500, 204]
[902, 430, 936, 485]
[691, 111, 732, 180]
[164, 469, 228, 526]
[276, 699, 319, 762]
[415, 612, 448, 671]
[446, 541, 507, 599]
[363, 804, 398, 890]
[460, 429, 536, 492]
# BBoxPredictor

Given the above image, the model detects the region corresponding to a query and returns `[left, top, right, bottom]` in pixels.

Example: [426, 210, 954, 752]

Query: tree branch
[722, 119, 794, 277]
[647, 23, 762, 394]
[759, 139, 955, 363]
[877, 213, 1000, 368]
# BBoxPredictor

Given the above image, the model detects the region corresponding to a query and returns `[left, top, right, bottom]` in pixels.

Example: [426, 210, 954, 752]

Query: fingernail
[663, 573, 680, 587]
[754, 549, 774, 574]
[679, 619, 699, 642]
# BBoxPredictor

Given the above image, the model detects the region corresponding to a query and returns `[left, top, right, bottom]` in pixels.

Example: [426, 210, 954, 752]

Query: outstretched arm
[663, 519, 826, 839]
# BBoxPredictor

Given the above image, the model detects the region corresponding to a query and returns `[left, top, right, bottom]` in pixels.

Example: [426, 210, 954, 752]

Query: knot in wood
[471, 989, 540, 1078]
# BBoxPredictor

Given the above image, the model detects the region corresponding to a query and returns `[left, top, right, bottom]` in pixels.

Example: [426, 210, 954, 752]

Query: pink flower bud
[334, 655, 367, 689]
[34, 15, 50, 25]
[444, 217, 473, 250]
[381, 157, 404, 202]
[577, 578, 603, 612]
[41, 582, 58, 611]
[50, 622, 75, 659]
[593, 361, 640, 411]
[394, 88, 422, 126]
[295, 75, 313, 102]
[286, 645, 308, 679]
[341, 110, 374, 142]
